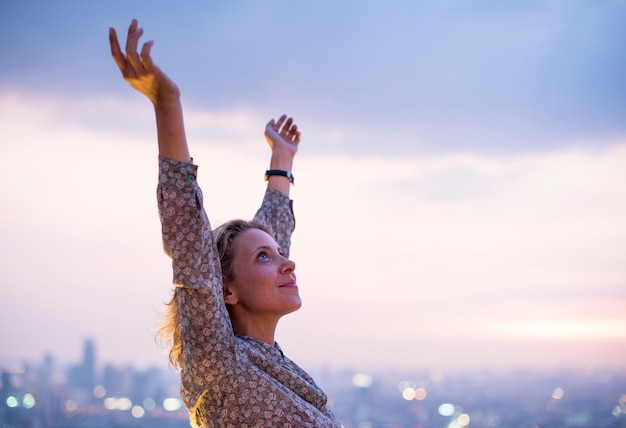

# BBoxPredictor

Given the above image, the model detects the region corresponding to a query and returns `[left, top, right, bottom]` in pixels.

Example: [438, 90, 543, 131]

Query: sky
[1, 0, 625, 375]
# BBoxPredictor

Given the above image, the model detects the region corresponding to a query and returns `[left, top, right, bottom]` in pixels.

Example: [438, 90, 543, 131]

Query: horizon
[3, 336, 624, 377]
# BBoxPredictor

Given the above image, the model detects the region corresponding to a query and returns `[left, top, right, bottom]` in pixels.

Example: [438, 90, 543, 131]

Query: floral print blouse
[157, 156, 340, 428]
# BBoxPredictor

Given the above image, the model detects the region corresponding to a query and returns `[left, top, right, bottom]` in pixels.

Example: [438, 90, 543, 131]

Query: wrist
[153, 86, 181, 107]
[269, 151, 294, 171]
[265, 169, 294, 185]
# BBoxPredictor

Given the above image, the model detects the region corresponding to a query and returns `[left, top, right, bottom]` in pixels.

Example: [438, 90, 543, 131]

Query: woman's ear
[223, 283, 238, 305]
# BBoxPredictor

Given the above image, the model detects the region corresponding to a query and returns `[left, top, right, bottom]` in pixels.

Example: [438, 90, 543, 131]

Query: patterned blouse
[157, 156, 340, 428]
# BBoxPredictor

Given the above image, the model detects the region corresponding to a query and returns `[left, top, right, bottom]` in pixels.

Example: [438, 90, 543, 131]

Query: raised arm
[109, 19, 190, 162]
[264, 115, 300, 196]
[110, 21, 233, 412]
[254, 116, 300, 256]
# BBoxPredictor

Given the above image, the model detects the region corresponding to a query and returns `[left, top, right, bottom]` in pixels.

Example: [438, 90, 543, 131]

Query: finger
[124, 19, 139, 52]
[109, 27, 127, 72]
[140, 40, 155, 70]
[281, 117, 294, 134]
[125, 20, 145, 72]
[275, 115, 287, 131]
[287, 124, 298, 137]
[290, 126, 301, 143]
[288, 120, 301, 142]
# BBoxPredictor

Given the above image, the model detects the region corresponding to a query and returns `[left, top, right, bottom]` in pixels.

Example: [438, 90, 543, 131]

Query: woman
[109, 19, 340, 428]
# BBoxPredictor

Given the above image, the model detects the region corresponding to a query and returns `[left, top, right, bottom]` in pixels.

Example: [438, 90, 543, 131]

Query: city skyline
[1, 1, 625, 373]
[4, 337, 625, 427]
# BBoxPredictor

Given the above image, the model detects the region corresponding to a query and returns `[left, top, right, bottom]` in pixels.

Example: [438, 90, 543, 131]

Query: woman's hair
[213, 219, 273, 283]
[158, 219, 273, 369]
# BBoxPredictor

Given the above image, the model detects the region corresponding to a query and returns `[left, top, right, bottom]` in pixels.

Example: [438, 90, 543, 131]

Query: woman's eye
[257, 252, 268, 260]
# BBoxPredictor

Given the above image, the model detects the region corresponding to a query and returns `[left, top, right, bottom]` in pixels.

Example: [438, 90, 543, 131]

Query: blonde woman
[109, 20, 340, 427]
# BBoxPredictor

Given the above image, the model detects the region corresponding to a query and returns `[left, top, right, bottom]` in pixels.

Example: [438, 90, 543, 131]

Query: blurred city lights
[103, 397, 133, 411]
[163, 397, 183, 411]
[458, 413, 470, 425]
[614, 394, 626, 417]
[552, 387, 565, 400]
[438, 403, 456, 417]
[65, 400, 78, 412]
[22, 393, 36, 409]
[6, 396, 19, 408]
[398, 380, 427, 401]
[1, 340, 623, 428]
[93, 385, 106, 398]
[131, 405, 145, 418]
[402, 388, 416, 401]
[352, 373, 373, 388]
[117, 397, 132, 410]
[103, 398, 116, 410]
[143, 397, 156, 410]
[415, 387, 427, 400]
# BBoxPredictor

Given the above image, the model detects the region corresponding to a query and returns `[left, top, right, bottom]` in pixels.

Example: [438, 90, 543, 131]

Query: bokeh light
[352, 373, 373, 388]
[163, 397, 183, 411]
[93, 385, 106, 398]
[458, 413, 470, 426]
[402, 388, 416, 401]
[551, 387, 564, 400]
[65, 400, 78, 412]
[415, 387, 427, 400]
[22, 393, 36, 409]
[143, 398, 156, 410]
[103, 397, 133, 411]
[131, 405, 145, 418]
[438, 403, 456, 417]
[6, 396, 19, 408]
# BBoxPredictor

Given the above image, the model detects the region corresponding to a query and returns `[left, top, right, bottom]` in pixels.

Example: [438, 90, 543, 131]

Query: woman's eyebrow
[252, 245, 274, 256]
[253, 245, 283, 254]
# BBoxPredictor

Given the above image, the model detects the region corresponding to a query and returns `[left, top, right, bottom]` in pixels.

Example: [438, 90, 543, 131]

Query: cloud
[1, 1, 625, 155]
[1, 81, 625, 371]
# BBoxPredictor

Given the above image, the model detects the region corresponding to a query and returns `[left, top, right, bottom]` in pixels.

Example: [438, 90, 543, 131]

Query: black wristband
[265, 169, 294, 184]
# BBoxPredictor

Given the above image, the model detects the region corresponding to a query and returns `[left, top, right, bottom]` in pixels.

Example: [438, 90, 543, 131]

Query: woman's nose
[281, 259, 296, 274]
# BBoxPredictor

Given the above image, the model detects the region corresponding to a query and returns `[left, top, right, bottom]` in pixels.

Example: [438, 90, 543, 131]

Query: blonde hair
[158, 219, 272, 369]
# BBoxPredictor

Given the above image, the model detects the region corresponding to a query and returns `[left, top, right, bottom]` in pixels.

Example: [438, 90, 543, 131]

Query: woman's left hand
[265, 115, 301, 160]
[265, 115, 301, 194]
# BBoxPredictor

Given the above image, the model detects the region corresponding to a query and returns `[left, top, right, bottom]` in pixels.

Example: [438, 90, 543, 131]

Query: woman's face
[225, 228, 301, 317]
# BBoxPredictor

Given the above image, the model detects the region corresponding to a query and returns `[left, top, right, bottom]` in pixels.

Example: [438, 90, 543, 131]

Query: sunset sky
[1, 0, 625, 374]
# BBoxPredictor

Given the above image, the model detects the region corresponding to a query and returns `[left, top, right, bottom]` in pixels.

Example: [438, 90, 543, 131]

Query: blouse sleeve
[253, 188, 296, 258]
[156, 156, 235, 410]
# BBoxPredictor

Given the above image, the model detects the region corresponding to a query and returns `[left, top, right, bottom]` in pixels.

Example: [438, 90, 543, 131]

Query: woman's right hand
[110, 19, 189, 162]
[109, 19, 180, 105]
